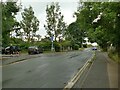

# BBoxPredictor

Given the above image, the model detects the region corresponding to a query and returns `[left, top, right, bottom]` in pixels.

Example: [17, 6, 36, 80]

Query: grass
[108, 52, 120, 63]
[20, 50, 28, 54]
[79, 48, 84, 51]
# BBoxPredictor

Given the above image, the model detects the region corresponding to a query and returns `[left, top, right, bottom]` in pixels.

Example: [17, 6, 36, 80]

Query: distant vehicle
[28, 46, 43, 55]
[4, 46, 21, 54]
[92, 47, 97, 50]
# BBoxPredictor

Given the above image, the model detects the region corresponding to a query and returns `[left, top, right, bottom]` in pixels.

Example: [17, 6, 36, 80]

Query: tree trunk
[27, 33, 30, 43]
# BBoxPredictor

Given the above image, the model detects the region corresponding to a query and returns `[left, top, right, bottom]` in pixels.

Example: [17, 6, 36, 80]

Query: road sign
[51, 36, 54, 42]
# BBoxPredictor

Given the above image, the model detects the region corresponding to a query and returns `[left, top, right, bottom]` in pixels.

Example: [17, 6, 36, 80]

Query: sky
[15, 0, 79, 38]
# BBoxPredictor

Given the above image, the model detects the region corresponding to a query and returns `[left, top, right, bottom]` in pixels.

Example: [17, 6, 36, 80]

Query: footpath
[74, 51, 119, 89]
[1, 54, 42, 65]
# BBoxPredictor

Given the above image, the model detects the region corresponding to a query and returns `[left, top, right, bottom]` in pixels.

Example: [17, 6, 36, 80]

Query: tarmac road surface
[2, 48, 94, 88]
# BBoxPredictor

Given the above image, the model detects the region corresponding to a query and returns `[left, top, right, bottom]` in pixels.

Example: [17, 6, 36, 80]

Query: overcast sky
[15, 0, 79, 38]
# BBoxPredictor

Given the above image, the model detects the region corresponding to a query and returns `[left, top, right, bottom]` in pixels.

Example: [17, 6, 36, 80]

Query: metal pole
[51, 35, 54, 51]
[51, 41, 54, 51]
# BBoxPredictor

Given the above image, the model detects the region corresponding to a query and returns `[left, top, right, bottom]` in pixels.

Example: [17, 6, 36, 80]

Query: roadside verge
[103, 52, 118, 88]
[1, 54, 42, 66]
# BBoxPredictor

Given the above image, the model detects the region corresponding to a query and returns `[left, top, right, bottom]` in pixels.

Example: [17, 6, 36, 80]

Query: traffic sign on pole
[51, 36, 54, 42]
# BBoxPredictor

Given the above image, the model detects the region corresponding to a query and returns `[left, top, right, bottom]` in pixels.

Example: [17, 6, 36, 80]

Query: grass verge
[108, 52, 120, 63]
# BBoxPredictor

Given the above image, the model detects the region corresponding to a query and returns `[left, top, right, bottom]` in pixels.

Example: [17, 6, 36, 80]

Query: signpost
[51, 36, 54, 51]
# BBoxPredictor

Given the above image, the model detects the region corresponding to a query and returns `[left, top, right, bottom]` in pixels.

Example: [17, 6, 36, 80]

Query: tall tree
[13, 22, 21, 37]
[36, 34, 41, 41]
[32, 17, 39, 41]
[2, 1, 20, 47]
[20, 6, 39, 43]
[66, 22, 85, 47]
[76, 2, 120, 57]
[101, 2, 120, 55]
[44, 2, 66, 41]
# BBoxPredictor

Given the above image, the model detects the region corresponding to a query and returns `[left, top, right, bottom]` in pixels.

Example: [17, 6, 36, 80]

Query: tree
[20, 6, 39, 43]
[66, 22, 85, 48]
[36, 34, 41, 41]
[13, 22, 22, 37]
[32, 17, 39, 41]
[44, 2, 66, 41]
[100, 3, 120, 55]
[2, 1, 20, 47]
[76, 2, 120, 58]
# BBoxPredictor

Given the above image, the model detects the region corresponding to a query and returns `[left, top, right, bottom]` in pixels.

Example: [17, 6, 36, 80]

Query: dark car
[92, 47, 97, 50]
[4, 46, 21, 54]
[4, 46, 11, 54]
[2, 47, 5, 54]
[28, 46, 43, 55]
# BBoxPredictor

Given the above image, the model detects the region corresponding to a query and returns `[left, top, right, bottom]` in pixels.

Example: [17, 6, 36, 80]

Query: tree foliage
[2, 1, 20, 47]
[76, 2, 120, 56]
[20, 6, 39, 43]
[66, 22, 85, 47]
[44, 2, 66, 41]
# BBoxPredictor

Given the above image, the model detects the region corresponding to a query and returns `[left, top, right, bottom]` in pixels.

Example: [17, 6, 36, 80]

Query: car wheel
[28, 52, 31, 55]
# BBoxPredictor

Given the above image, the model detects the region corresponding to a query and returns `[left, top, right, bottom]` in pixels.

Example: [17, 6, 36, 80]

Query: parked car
[4, 46, 21, 54]
[28, 46, 43, 55]
[92, 47, 97, 50]
[4, 46, 11, 54]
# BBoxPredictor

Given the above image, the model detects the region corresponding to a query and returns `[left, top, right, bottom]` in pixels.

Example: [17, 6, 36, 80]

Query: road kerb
[63, 51, 95, 90]
[1, 55, 42, 67]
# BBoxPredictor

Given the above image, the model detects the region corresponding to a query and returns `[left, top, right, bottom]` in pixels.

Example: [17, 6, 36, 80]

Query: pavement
[1, 54, 42, 65]
[73, 51, 119, 89]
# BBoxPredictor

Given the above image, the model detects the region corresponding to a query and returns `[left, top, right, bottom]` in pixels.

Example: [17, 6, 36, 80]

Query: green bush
[37, 41, 61, 52]
[61, 40, 71, 51]
[54, 42, 61, 52]
[108, 47, 119, 63]
[19, 42, 30, 50]
[38, 41, 51, 51]
[83, 44, 87, 48]
[72, 44, 79, 50]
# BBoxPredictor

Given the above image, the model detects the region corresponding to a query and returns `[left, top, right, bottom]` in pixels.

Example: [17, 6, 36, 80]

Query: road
[2, 48, 94, 88]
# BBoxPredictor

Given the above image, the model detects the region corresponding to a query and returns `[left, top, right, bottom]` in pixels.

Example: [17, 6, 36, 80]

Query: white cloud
[62, 11, 76, 25]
